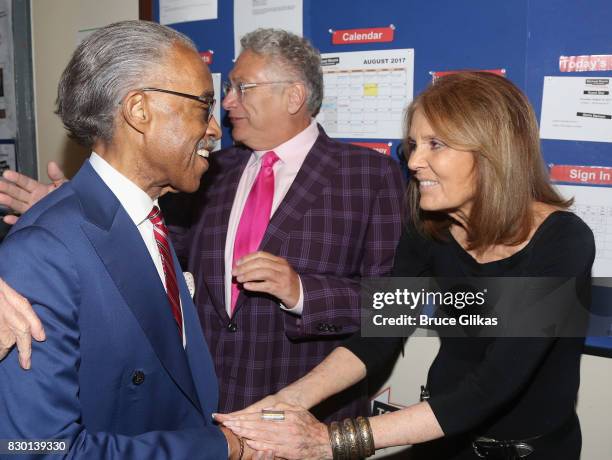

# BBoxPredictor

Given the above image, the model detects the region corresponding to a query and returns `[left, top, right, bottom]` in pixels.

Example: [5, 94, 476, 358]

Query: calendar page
[317, 49, 414, 140]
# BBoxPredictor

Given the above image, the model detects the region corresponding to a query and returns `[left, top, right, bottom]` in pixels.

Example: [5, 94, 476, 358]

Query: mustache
[197, 136, 218, 152]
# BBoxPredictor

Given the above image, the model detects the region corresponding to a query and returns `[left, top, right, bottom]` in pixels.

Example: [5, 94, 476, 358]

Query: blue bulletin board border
[585, 339, 612, 358]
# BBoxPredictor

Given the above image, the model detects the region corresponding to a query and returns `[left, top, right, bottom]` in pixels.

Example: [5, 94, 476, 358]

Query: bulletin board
[522, 0, 612, 357]
[150, 0, 612, 357]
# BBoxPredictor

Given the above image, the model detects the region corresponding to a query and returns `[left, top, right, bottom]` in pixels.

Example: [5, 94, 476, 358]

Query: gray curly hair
[240, 28, 323, 114]
[56, 20, 197, 148]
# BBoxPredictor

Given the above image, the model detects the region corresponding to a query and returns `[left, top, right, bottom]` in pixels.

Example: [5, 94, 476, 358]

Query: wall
[576, 354, 612, 459]
[30, 0, 138, 180]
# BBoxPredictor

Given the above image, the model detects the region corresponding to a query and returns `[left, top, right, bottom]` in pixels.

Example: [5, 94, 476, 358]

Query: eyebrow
[408, 134, 438, 140]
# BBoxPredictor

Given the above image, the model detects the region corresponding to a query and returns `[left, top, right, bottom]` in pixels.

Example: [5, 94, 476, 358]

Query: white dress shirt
[89, 152, 186, 346]
[223, 119, 319, 316]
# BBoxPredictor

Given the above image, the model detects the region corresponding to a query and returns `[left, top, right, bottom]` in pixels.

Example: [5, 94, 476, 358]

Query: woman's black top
[344, 211, 595, 459]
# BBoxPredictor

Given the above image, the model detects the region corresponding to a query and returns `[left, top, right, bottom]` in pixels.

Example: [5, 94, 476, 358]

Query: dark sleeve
[340, 336, 405, 375]
[341, 223, 433, 374]
[391, 223, 434, 277]
[429, 214, 595, 436]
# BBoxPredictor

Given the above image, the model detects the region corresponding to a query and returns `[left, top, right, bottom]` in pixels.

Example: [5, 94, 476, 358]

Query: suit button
[317, 323, 329, 332]
[132, 370, 145, 385]
[227, 322, 238, 332]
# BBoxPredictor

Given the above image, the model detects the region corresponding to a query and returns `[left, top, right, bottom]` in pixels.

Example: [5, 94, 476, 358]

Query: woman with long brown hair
[217, 72, 595, 460]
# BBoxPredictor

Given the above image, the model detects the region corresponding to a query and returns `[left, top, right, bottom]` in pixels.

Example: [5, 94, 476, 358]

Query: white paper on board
[233, 0, 303, 59]
[0, 142, 15, 172]
[316, 49, 414, 140]
[555, 184, 612, 276]
[540, 76, 612, 143]
[160, 0, 218, 25]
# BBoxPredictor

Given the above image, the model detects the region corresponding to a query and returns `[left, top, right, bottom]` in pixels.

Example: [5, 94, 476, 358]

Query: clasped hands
[215, 398, 331, 460]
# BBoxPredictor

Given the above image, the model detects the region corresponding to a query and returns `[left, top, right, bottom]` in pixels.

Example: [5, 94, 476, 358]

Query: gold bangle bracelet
[352, 418, 365, 458]
[355, 416, 375, 457]
[342, 418, 360, 460]
[328, 421, 346, 460]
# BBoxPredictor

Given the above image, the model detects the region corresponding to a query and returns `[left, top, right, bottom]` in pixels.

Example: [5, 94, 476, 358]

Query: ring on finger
[261, 409, 285, 422]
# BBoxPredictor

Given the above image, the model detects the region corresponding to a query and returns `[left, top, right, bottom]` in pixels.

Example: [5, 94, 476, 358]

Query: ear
[121, 91, 150, 134]
[286, 83, 307, 115]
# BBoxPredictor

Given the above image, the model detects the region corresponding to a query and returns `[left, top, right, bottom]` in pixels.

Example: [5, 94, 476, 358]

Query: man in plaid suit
[0, 29, 404, 421]
[169, 29, 405, 420]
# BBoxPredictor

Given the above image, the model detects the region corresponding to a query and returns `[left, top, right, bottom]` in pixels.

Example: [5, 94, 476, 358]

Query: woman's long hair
[404, 72, 570, 251]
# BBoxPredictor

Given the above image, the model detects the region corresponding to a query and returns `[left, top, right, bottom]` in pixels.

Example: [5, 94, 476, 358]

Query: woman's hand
[216, 404, 332, 460]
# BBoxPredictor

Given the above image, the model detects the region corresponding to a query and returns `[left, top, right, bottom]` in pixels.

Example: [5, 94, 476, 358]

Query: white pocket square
[183, 272, 195, 298]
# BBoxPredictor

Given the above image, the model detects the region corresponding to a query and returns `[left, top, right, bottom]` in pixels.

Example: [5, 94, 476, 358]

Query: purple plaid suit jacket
[168, 126, 405, 420]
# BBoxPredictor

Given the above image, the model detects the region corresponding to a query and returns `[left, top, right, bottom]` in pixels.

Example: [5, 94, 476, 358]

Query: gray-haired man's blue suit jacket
[0, 161, 226, 459]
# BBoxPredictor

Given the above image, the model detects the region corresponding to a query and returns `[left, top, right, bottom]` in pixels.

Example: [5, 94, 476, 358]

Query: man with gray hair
[167, 28, 405, 420]
[0, 20, 247, 459]
[0, 28, 405, 422]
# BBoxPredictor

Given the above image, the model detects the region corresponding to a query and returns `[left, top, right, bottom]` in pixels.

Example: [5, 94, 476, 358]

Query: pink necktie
[231, 151, 280, 315]
[148, 206, 183, 337]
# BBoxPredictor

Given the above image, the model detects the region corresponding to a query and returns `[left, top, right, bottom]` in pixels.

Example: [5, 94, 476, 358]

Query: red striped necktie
[148, 206, 183, 338]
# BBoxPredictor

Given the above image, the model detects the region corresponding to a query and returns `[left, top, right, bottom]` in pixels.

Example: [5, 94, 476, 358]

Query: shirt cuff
[279, 276, 304, 315]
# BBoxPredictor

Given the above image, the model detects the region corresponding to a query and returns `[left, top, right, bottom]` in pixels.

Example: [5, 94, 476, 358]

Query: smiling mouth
[195, 139, 211, 158]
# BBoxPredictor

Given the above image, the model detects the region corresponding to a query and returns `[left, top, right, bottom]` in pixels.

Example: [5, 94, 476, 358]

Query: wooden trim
[139, 0, 154, 21]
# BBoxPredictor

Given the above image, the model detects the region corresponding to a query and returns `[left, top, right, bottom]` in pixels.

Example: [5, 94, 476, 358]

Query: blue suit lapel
[175, 254, 219, 418]
[72, 162, 203, 414]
